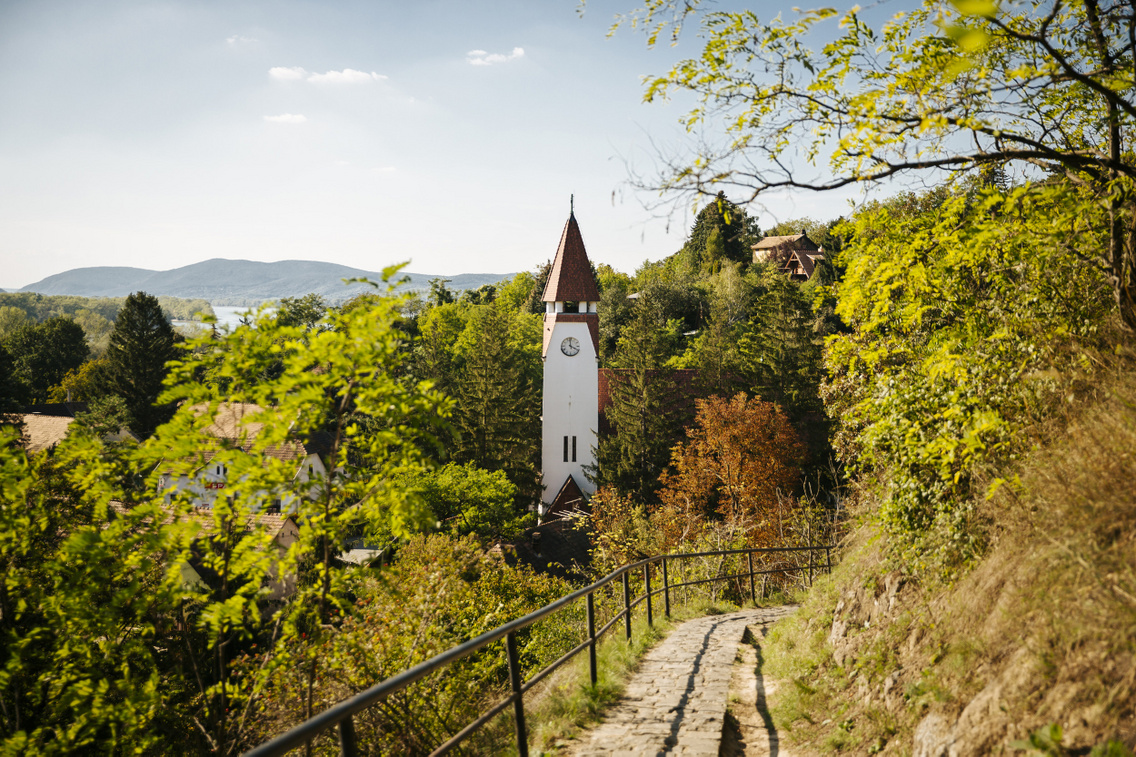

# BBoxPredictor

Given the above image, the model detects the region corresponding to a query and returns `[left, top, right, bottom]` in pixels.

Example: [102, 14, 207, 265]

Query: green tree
[676, 262, 752, 397]
[102, 292, 179, 438]
[0, 428, 190, 753]
[274, 293, 327, 330]
[427, 278, 456, 307]
[71, 309, 114, 356]
[2, 317, 89, 405]
[413, 302, 467, 401]
[737, 268, 824, 423]
[453, 303, 542, 502]
[593, 297, 687, 503]
[681, 192, 760, 273]
[596, 264, 635, 363]
[496, 270, 539, 312]
[47, 357, 109, 403]
[0, 344, 16, 413]
[762, 217, 827, 241]
[73, 395, 133, 439]
[0, 306, 29, 340]
[148, 271, 451, 751]
[398, 462, 531, 539]
[826, 185, 1113, 562]
[627, 0, 1136, 328]
[460, 283, 497, 305]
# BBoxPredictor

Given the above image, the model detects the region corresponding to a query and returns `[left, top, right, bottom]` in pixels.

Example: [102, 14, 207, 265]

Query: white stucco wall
[541, 320, 598, 508]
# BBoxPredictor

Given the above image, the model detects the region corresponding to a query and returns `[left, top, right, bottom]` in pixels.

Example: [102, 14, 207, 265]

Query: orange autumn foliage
[657, 393, 804, 543]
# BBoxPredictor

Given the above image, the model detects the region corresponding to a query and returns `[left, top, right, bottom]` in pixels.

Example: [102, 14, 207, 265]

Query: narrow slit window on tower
[572, 436, 577, 462]
[563, 436, 569, 462]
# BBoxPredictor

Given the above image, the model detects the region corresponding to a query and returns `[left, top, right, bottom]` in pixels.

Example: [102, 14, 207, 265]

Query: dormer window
[563, 301, 579, 313]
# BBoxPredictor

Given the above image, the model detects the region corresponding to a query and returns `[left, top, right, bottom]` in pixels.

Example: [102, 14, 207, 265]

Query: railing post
[644, 564, 653, 626]
[809, 547, 815, 587]
[506, 631, 528, 757]
[338, 715, 357, 757]
[662, 557, 671, 618]
[622, 571, 631, 642]
[586, 592, 597, 687]
[826, 547, 832, 574]
[748, 550, 756, 606]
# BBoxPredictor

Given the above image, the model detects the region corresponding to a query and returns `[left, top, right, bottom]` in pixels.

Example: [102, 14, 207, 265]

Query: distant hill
[19, 260, 515, 305]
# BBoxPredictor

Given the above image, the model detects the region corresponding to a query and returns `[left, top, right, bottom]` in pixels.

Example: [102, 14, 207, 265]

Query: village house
[157, 402, 330, 512]
[2, 403, 138, 452]
[752, 230, 826, 280]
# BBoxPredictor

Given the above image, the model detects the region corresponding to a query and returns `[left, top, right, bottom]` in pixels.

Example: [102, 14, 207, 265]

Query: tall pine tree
[453, 303, 541, 502]
[592, 298, 686, 504]
[103, 292, 178, 438]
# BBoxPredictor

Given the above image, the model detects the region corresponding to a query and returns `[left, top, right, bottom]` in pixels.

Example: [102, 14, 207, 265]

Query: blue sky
[0, 0, 886, 289]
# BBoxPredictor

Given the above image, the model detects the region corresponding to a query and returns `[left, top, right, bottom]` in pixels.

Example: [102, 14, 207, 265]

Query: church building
[540, 211, 600, 517]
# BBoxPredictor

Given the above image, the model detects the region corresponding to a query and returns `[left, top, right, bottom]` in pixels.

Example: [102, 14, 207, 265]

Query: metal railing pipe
[586, 592, 597, 686]
[243, 544, 834, 757]
[622, 571, 631, 641]
[506, 631, 528, 757]
[748, 551, 756, 605]
[645, 564, 653, 626]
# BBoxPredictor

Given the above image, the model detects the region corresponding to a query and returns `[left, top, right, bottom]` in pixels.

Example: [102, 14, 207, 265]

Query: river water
[172, 304, 273, 332]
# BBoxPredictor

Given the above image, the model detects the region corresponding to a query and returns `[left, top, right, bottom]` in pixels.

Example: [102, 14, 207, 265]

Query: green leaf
[950, 0, 997, 17]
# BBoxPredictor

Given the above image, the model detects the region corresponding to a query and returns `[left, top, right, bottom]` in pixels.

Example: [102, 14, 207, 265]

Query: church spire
[542, 212, 599, 303]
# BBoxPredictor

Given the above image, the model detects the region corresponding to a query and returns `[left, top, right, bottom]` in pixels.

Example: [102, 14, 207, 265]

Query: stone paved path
[570, 607, 797, 756]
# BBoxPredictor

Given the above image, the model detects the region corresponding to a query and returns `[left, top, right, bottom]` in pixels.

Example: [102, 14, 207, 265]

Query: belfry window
[563, 301, 579, 313]
[572, 436, 577, 462]
[563, 436, 569, 462]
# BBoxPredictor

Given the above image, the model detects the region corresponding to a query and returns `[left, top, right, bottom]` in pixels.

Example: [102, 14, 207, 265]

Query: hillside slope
[19, 260, 514, 304]
[765, 366, 1136, 755]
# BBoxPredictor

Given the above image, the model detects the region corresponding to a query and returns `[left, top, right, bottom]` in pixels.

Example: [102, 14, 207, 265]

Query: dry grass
[761, 361, 1136, 754]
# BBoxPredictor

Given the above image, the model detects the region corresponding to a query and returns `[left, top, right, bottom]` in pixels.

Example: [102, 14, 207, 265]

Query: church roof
[542, 213, 600, 303]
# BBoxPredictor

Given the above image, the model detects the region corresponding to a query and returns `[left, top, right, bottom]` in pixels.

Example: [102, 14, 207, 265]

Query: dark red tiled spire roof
[542, 213, 600, 303]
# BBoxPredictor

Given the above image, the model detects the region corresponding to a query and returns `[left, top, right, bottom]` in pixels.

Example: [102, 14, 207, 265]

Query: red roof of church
[542, 213, 600, 303]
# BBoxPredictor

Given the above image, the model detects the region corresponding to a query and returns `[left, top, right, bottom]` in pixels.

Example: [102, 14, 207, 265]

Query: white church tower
[540, 210, 600, 517]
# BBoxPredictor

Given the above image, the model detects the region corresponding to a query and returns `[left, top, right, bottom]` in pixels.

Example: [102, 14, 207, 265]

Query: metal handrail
[242, 543, 833, 757]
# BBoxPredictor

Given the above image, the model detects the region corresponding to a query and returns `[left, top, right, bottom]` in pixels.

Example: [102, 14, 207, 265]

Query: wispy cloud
[466, 47, 525, 66]
[264, 113, 307, 123]
[226, 34, 259, 46]
[269, 67, 387, 83]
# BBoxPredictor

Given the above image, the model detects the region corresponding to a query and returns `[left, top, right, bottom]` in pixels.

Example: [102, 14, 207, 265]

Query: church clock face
[560, 337, 580, 357]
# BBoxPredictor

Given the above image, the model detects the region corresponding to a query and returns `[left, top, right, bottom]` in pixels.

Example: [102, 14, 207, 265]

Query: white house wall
[159, 453, 327, 512]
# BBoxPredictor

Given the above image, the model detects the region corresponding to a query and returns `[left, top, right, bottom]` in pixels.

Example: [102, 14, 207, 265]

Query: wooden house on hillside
[752, 231, 825, 280]
[783, 249, 826, 281]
